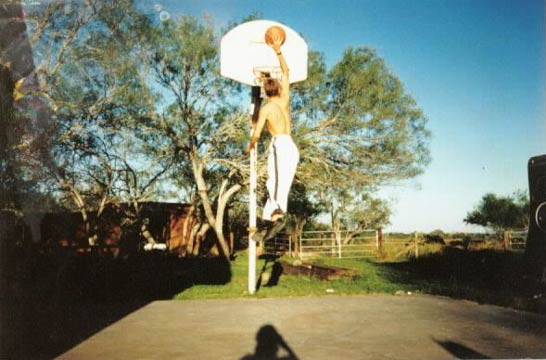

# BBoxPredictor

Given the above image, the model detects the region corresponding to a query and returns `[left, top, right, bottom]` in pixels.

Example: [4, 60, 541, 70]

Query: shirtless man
[247, 33, 299, 240]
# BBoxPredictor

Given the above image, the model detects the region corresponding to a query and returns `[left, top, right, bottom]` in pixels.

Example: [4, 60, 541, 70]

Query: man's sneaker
[250, 229, 266, 242]
[263, 218, 286, 242]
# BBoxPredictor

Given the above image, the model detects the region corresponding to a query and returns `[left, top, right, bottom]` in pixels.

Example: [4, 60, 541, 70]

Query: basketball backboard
[220, 20, 308, 86]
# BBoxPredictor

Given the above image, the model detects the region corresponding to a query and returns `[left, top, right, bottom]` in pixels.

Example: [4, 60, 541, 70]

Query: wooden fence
[296, 230, 379, 259]
[263, 229, 530, 259]
[263, 229, 417, 259]
[503, 229, 528, 251]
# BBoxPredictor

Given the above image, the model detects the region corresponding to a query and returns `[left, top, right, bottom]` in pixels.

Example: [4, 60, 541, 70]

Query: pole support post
[248, 86, 261, 295]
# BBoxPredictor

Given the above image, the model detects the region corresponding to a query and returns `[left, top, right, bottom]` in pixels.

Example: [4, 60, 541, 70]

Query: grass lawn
[175, 251, 417, 300]
[174, 248, 546, 314]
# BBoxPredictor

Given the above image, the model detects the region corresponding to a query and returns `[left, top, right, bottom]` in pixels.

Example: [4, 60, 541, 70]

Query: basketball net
[253, 66, 283, 86]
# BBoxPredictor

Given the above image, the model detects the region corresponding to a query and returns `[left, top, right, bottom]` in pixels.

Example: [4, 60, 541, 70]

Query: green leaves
[21, 3, 433, 237]
[464, 191, 530, 232]
[295, 46, 431, 193]
[292, 46, 431, 230]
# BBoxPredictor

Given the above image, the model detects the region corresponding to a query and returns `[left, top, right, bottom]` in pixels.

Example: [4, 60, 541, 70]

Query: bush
[428, 229, 446, 238]
[424, 234, 445, 245]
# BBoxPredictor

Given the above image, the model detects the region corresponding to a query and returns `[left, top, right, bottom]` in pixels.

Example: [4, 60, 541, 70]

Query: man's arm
[277, 51, 290, 100]
[269, 35, 289, 100]
[247, 105, 269, 152]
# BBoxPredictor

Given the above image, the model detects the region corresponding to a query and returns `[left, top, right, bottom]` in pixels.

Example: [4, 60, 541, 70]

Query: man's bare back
[261, 100, 291, 136]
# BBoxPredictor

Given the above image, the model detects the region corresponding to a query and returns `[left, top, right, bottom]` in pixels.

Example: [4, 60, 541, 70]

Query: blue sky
[150, 0, 545, 232]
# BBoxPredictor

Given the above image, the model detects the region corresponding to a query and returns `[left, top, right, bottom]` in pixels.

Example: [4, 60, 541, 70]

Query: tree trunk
[343, 229, 360, 245]
[67, 185, 95, 247]
[80, 208, 91, 245]
[173, 205, 196, 256]
[192, 222, 209, 256]
[62, 173, 112, 247]
[191, 155, 241, 260]
[140, 222, 156, 244]
[292, 218, 306, 255]
[214, 180, 241, 258]
[186, 221, 200, 256]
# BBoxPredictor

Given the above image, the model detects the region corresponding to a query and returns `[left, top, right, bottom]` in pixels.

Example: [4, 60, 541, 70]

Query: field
[174, 243, 546, 314]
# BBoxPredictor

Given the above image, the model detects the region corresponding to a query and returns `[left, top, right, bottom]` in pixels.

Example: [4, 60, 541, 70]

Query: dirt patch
[281, 260, 356, 280]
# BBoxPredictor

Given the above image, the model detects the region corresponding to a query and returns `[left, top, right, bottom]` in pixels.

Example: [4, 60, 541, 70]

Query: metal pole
[248, 143, 257, 294]
[248, 86, 261, 295]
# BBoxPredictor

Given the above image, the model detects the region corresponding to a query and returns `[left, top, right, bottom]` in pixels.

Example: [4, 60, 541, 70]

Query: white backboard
[220, 20, 308, 86]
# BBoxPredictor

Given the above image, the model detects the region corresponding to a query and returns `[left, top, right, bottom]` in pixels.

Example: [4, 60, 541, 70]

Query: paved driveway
[59, 294, 546, 359]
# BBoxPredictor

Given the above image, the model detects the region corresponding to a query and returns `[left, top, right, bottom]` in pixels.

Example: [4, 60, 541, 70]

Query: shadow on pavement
[241, 324, 299, 360]
[433, 338, 490, 359]
[1, 250, 231, 359]
[256, 255, 283, 291]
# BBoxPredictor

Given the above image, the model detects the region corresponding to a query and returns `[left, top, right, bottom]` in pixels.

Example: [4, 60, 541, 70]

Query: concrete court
[59, 294, 546, 360]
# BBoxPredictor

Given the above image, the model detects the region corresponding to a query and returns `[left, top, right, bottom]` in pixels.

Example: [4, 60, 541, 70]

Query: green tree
[130, 15, 248, 258]
[287, 182, 325, 253]
[18, 7, 432, 257]
[135, 24, 431, 250]
[0, 1, 53, 216]
[25, 1, 118, 245]
[341, 195, 391, 231]
[464, 191, 530, 233]
[21, 0, 171, 246]
[292, 48, 431, 229]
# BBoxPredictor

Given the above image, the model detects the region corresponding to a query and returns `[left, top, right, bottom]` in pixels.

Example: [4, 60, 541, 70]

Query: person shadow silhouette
[241, 324, 299, 360]
[265, 262, 283, 287]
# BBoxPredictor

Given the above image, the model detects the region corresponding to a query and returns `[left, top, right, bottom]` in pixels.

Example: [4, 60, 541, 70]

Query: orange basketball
[264, 25, 286, 46]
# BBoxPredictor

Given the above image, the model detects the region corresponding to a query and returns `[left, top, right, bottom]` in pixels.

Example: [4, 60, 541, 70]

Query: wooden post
[289, 235, 292, 257]
[299, 233, 303, 259]
[414, 232, 419, 259]
[337, 231, 342, 258]
[330, 231, 334, 256]
[229, 231, 234, 256]
[503, 230, 510, 251]
[376, 228, 383, 250]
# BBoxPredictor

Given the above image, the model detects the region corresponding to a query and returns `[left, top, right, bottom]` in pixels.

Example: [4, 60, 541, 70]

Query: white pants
[263, 135, 299, 221]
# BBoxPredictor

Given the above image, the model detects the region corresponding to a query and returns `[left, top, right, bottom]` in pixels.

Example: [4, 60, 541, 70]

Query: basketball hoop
[253, 66, 283, 86]
[220, 20, 307, 86]
[220, 20, 307, 296]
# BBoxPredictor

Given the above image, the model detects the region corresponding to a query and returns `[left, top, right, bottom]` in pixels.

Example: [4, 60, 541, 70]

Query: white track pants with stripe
[263, 135, 299, 221]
